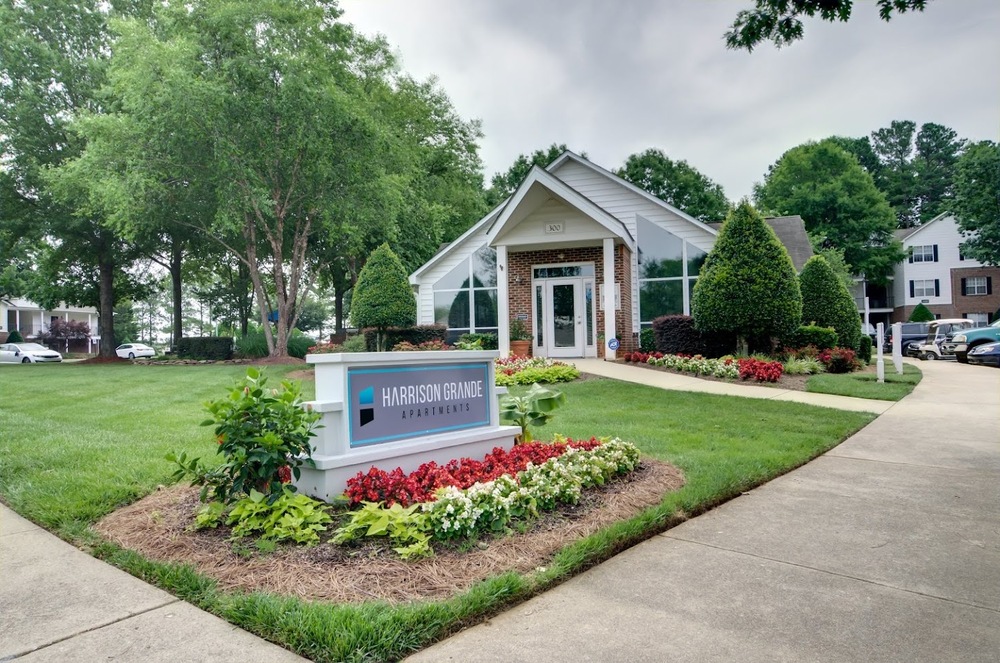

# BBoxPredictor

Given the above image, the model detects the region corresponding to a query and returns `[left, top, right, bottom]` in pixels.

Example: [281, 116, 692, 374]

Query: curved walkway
[409, 360, 1000, 662]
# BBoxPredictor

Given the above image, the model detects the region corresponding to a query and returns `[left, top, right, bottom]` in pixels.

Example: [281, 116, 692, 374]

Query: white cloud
[341, 0, 1000, 200]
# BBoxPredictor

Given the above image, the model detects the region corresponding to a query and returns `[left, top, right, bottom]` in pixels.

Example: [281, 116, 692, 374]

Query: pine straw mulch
[94, 460, 684, 605]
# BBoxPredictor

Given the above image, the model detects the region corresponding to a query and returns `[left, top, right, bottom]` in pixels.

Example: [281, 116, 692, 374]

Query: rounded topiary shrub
[799, 255, 862, 352]
[7, 329, 24, 343]
[908, 303, 934, 322]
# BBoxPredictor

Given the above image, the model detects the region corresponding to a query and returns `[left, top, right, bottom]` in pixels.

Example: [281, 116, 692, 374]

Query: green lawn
[807, 362, 922, 401]
[0, 364, 875, 663]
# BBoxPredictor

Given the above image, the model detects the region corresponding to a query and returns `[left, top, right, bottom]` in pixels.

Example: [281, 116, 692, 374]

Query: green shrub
[909, 303, 934, 322]
[651, 315, 733, 357]
[495, 364, 579, 386]
[459, 332, 499, 350]
[227, 487, 332, 546]
[350, 244, 417, 350]
[341, 334, 367, 352]
[691, 201, 802, 355]
[857, 335, 873, 364]
[176, 336, 233, 360]
[799, 255, 862, 352]
[234, 331, 311, 359]
[787, 325, 838, 351]
[363, 325, 447, 351]
[7, 329, 24, 343]
[639, 327, 656, 353]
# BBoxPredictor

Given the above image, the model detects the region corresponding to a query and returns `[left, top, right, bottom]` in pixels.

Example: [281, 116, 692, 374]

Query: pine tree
[691, 201, 802, 355]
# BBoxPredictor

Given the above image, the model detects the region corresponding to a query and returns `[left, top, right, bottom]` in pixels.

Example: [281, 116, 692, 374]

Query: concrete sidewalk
[0, 506, 308, 662]
[573, 358, 897, 414]
[409, 360, 1000, 662]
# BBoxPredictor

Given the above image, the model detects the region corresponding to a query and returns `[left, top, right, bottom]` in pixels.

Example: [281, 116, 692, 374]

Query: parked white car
[0, 342, 63, 363]
[115, 343, 156, 359]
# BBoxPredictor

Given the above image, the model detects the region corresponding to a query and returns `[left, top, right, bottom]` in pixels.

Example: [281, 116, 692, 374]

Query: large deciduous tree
[485, 144, 582, 207]
[0, 0, 151, 356]
[798, 255, 862, 351]
[953, 141, 1000, 266]
[691, 201, 802, 355]
[726, 0, 930, 51]
[616, 149, 731, 222]
[754, 139, 904, 282]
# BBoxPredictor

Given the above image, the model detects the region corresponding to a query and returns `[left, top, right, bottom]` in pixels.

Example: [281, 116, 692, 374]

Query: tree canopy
[485, 143, 581, 207]
[953, 141, 1000, 266]
[616, 149, 731, 222]
[754, 139, 904, 281]
[691, 201, 802, 354]
[726, 0, 930, 51]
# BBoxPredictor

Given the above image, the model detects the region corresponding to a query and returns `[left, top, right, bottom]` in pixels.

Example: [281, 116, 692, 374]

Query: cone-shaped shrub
[691, 201, 802, 355]
[351, 243, 416, 351]
[908, 303, 934, 322]
[799, 255, 862, 351]
[7, 329, 24, 343]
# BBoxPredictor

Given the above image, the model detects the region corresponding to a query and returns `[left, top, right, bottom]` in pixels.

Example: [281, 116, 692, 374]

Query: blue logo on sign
[608, 338, 620, 350]
[359, 386, 375, 426]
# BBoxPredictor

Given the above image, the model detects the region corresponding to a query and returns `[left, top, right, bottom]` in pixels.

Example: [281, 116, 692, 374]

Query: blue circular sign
[608, 338, 620, 351]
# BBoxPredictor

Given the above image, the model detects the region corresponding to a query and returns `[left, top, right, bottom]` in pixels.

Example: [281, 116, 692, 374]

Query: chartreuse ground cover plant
[0, 365, 873, 663]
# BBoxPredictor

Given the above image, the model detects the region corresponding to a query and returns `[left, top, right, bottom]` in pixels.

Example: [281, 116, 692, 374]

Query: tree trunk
[98, 252, 116, 358]
[170, 241, 183, 348]
[334, 289, 344, 335]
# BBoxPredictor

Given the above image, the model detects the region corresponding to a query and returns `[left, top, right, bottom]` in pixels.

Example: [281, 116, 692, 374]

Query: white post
[876, 322, 885, 383]
[863, 296, 871, 336]
[602, 238, 616, 361]
[496, 245, 510, 358]
[891, 321, 904, 374]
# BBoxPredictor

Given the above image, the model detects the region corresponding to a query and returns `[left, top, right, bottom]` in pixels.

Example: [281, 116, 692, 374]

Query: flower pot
[510, 340, 532, 357]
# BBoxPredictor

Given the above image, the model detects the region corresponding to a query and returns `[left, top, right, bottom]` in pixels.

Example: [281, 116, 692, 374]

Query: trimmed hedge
[858, 335, 873, 364]
[363, 325, 447, 352]
[176, 336, 233, 360]
[233, 332, 313, 359]
[458, 332, 499, 350]
[651, 315, 734, 358]
[786, 325, 838, 350]
[639, 327, 656, 353]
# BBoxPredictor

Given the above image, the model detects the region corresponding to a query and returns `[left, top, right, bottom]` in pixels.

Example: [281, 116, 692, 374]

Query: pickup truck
[945, 319, 1000, 363]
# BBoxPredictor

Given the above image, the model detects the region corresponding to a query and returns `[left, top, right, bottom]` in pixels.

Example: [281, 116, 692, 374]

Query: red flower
[277, 465, 292, 484]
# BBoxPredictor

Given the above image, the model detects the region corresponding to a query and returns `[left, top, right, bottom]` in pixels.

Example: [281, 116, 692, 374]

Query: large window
[637, 217, 708, 326]
[911, 279, 938, 298]
[964, 276, 988, 295]
[433, 246, 498, 342]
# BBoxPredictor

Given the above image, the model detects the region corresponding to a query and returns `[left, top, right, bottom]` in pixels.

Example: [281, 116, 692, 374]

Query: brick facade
[893, 265, 1000, 322]
[507, 244, 636, 354]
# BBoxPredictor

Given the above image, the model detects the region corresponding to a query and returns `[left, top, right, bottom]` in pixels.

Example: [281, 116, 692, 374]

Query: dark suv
[885, 322, 930, 355]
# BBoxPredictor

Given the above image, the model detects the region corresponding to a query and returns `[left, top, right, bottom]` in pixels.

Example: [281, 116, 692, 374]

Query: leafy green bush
[857, 335, 873, 364]
[495, 364, 579, 386]
[351, 244, 417, 350]
[458, 332, 499, 350]
[639, 327, 656, 352]
[341, 334, 367, 352]
[499, 383, 566, 443]
[363, 325, 447, 352]
[651, 315, 733, 357]
[692, 201, 802, 355]
[227, 488, 332, 546]
[799, 255, 862, 351]
[909, 303, 934, 322]
[332, 501, 431, 560]
[234, 331, 313, 359]
[176, 336, 233, 360]
[787, 325, 838, 350]
[168, 368, 320, 504]
[7, 329, 24, 343]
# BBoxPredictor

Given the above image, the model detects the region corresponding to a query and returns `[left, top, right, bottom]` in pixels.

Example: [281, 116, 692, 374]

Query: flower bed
[335, 437, 642, 558]
[494, 356, 580, 385]
[647, 353, 740, 379]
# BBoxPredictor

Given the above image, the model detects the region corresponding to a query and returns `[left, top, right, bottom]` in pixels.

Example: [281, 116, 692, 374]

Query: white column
[891, 321, 904, 374]
[496, 245, 510, 358]
[603, 238, 616, 361]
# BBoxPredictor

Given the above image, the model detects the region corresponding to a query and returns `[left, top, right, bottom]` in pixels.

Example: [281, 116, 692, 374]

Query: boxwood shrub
[363, 325, 447, 352]
[651, 315, 734, 358]
[177, 336, 234, 360]
[786, 325, 838, 351]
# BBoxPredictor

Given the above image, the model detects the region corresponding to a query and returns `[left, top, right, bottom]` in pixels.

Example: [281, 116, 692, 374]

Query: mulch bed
[94, 460, 684, 605]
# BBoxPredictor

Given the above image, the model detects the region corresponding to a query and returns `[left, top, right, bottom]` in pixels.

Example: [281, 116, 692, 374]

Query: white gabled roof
[409, 202, 507, 284]
[546, 151, 721, 237]
[894, 212, 953, 244]
[485, 165, 635, 249]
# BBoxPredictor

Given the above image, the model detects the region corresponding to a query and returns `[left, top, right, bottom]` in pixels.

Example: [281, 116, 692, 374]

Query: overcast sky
[339, 1, 999, 202]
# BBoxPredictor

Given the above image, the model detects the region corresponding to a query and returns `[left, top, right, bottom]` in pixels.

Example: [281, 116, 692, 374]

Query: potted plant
[509, 319, 532, 357]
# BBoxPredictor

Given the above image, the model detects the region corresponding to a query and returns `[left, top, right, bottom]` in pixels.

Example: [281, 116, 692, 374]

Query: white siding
[499, 199, 612, 246]
[894, 216, 982, 307]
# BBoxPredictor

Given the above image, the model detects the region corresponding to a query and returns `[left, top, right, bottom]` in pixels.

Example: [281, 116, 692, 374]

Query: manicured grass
[0, 364, 874, 662]
[806, 362, 922, 401]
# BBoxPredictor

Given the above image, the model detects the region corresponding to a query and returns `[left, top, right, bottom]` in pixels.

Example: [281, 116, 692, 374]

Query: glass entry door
[545, 278, 584, 357]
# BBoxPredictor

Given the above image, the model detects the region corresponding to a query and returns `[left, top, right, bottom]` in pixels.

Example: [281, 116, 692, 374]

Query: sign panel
[347, 362, 491, 447]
